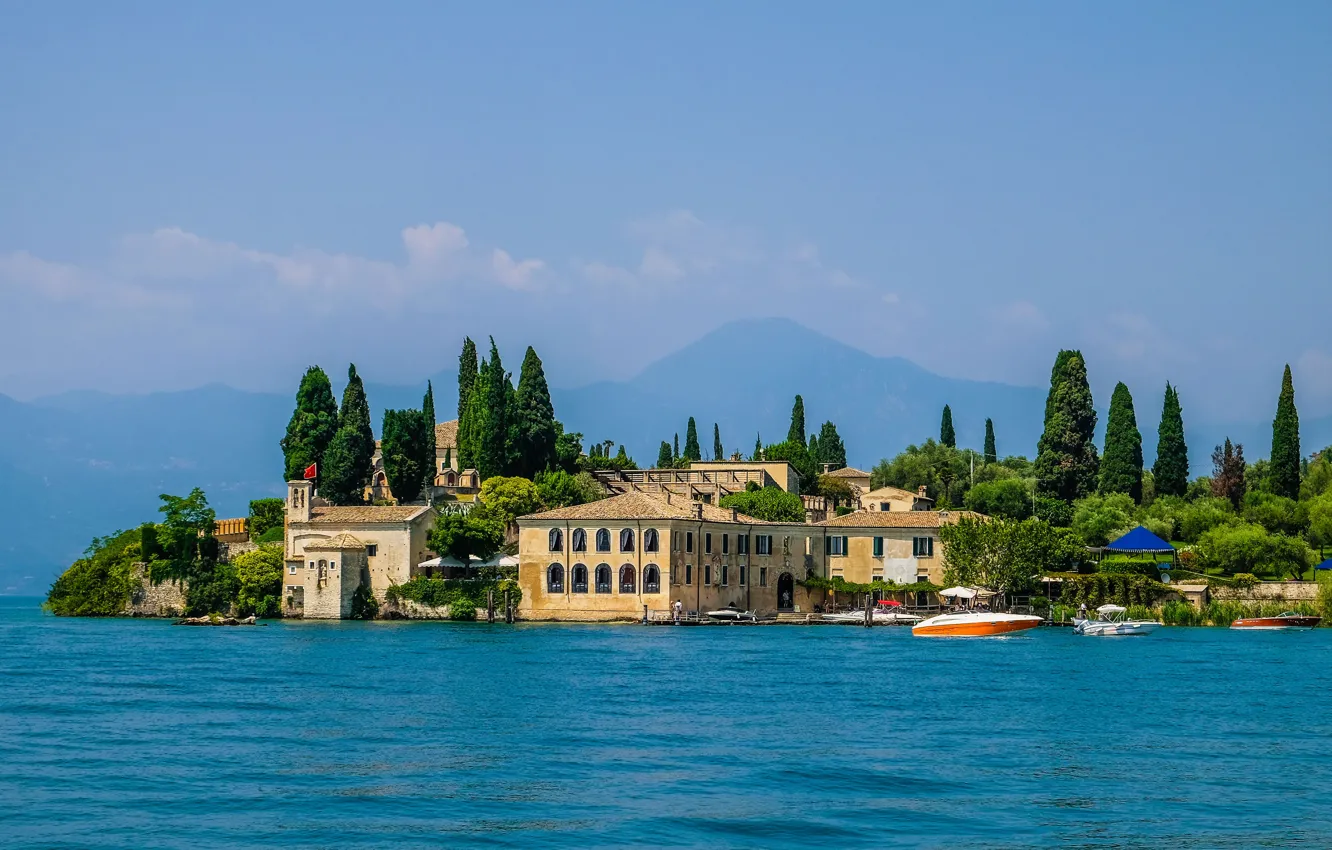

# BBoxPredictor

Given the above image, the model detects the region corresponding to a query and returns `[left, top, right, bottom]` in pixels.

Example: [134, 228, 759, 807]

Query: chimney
[823, 463, 833, 474]
[694, 503, 704, 520]
[918, 485, 928, 498]
[664, 492, 672, 505]
[730, 507, 739, 522]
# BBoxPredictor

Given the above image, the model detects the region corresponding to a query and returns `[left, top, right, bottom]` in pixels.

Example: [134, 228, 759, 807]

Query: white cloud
[994, 300, 1050, 332]
[491, 249, 544, 290]
[638, 247, 684, 281]
[402, 222, 469, 272]
[0, 251, 87, 300]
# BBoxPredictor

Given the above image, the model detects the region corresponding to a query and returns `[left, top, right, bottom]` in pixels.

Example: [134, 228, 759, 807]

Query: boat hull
[1075, 620, 1160, 636]
[1230, 616, 1320, 631]
[912, 613, 1043, 637]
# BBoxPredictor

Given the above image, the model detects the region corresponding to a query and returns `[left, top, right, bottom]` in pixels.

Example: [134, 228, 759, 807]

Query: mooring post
[643, 604, 649, 625]
[505, 589, 513, 624]
[487, 588, 495, 623]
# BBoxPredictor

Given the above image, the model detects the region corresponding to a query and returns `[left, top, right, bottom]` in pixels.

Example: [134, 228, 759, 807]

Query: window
[872, 573, 884, 584]
[330, 561, 337, 570]
[549, 528, 563, 552]
[596, 528, 611, 552]
[880, 502, 891, 511]
[739, 565, 747, 586]
[913, 536, 935, 557]
[595, 564, 612, 593]
[756, 535, 772, 555]
[737, 534, 749, 555]
[289, 565, 297, 575]
[720, 564, 729, 586]
[644, 528, 659, 552]
[572, 564, 588, 593]
[873, 537, 884, 557]
[686, 532, 694, 553]
[672, 531, 680, 552]
[620, 528, 635, 552]
[644, 565, 661, 593]
[704, 564, 712, 585]
[705, 532, 713, 554]
[547, 564, 564, 593]
[572, 528, 587, 552]
[722, 534, 729, 555]
[619, 564, 636, 593]
[759, 567, 768, 587]
[685, 564, 693, 585]
[366, 544, 378, 557]
[829, 536, 847, 556]
[309, 561, 315, 569]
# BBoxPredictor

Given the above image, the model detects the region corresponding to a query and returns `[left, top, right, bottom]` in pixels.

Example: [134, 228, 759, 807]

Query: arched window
[596, 528, 611, 552]
[620, 528, 635, 552]
[644, 528, 659, 552]
[572, 528, 587, 552]
[547, 564, 564, 593]
[644, 564, 661, 593]
[619, 564, 636, 594]
[595, 564, 612, 593]
[571, 564, 588, 593]
[549, 528, 563, 552]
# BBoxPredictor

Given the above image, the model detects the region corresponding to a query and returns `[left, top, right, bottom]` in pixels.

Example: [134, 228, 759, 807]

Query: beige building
[516, 491, 819, 621]
[814, 509, 980, 585]
[859, 485, 934, 513]
[823, 465, 872, 492]
[592, 460, 801, 503]
[368, 419, 481, 503]
[283, 480, 437, 618]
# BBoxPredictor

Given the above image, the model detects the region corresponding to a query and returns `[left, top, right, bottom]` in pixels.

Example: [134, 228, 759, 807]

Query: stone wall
[1210, 581, 1319, 603]
[219, 540, 258, 562]
[123, 563, 187, 617]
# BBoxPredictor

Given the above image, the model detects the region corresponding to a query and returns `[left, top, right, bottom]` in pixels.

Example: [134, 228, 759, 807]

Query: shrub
[1177, 497, 1235, 543]
[232, 544, 284, 618]
[387, 577, 522, 621]
[349, 585, 379, 620]
[719, 487, 806, 523]
[1097, 560, 1160, 578]
[248, 498, 286, 541]
[1193, 522, 1313, 579]
[1241, 492, 1309, 537]
[1071, 493, 1137, 546]
[255, 526, 284, 544]
[1161, 600, 1203, 626]
[964, 478, 1033, 520]
[46, 529, 141, 616]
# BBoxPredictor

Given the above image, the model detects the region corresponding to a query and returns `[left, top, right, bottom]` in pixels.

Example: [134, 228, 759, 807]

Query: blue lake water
[2, 597, 1330, 849]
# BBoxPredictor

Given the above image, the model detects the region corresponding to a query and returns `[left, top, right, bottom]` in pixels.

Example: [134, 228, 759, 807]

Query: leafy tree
[713, 423, 724, 461]
[940, 516, 1083, 594]
[963, 478, 1033, 521]
[1211, 439, 1247, 510]
[381, 409, 429, 503]
[1306, 492, 1332, 554]
[1033, 495, 1074, 528]
[467, 338, 515, 480]
[457, 337, 479, 469]
[46, 529, 142, 616]
[817, 474, 856, 507]
[151, 489, 234, 615]
[788, 395, 806, 445]
[657, 441, 673, 468]
[511, 346, 558, 478]
[535, 470, 605, 508]
[247, 498, 286, 542]
[1035, 351, 1099, 502]
[763, 439, 819, 495]
[940, 405, 956, 448]
[870, 439, 984, 507]
[1302, 448, 1332, 500]
[1241, 491, 1309, 538]
[553, 422, 583, 474]
[1245, 459, 1272, 496]
[1177, 497, 1236, 543]
[428, 512, 505, 564]
[1269, 364, 1301, 500]
[232, 544, 284, 618]
[1194, 521, 1312, 579]
[1071, 492, 1137, 547]
[719, 487, 806, 523]
[816, 421, 847, 470]
[280, 366, 339, 481]
[1153, 383, 1189, 498]
[475, 476, 544, 529]
[983, 418, 997, 464]
[1099, 381, 1144, 503]
[321, 364, 376, 505]
[683, 417, 702, 462]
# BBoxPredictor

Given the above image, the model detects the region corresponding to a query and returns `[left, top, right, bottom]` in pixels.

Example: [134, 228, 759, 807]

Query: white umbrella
[940, 586, 977, 599]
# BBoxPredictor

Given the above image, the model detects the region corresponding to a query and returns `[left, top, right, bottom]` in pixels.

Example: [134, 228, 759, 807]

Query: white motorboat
[821, 607, 923, 625]
[705, 605, 756, 622]
[1073, 604, 1160, 636]
[912, 610, 1043, 637]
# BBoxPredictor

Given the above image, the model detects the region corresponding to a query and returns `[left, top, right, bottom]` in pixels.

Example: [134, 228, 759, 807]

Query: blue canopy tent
[1106, 526, 1175, 553]
[1316, 558, 1332, 571]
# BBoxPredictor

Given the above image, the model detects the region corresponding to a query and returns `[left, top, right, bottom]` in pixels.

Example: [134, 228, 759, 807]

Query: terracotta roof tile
[307, 505, 431, 524]
[815, 509, 984, 528]
[304, 533, 367, 550]
[519, 491, 776, 524]
[825, 467, 871, 479]
[435, 419, 458, 449]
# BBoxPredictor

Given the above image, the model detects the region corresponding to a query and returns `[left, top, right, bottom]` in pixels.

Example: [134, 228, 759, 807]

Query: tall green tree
[468, 338, 514, 480]
[787, 395, 806, 445]
[321, 364, 376, 505]
[280, 366, 339, 481]
[674, 433, 681, 463]
[940, 405, 956, 448]
[1270, 364, 1301, 500]
[713, 423, 724, 461]
[983, 418, 997, 464]
[1211, 438, 1247, 510]
[422, 380, 437, 488]
[683, 417, 702, 462]
[381, 409, 429, 503]
[1034, 350, 1099, 501]
[457, 337, 479, 469]
[807, 434, 820, 468]
[764, 440, 819, 495]
[752, 433, 762, 461]
[816, 421, 847, 469]
[1152, 383, 1189, 498]
[657, 441, 673, 468]
[512, 346, 558, 478]
[1099, 381, 1144, 503]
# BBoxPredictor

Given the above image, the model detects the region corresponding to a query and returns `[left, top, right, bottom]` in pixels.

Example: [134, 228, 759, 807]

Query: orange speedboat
[912, 610, 1044, 637]
[1230, 612, 1321, 631]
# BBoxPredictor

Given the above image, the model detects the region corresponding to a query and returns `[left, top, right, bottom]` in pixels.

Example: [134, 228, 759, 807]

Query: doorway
[777, 572, 795, 611]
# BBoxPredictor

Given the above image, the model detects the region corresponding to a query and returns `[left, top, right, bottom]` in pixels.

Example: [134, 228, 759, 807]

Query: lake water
[2, 598, 1330, 849]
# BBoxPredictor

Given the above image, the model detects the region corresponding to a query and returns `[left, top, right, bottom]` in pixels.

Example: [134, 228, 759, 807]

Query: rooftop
[815, 509, 982, 529]
[825, 466, 871, 479]
[304, 533, 367, 551]
[305, 505, 432, 524]
[861, 485, 934, 503]
[436, 419, 458, 450]
[519, 491, 775, 524]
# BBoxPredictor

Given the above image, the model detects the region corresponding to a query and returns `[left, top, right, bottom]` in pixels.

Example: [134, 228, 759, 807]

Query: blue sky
[1, 1, 1329, 418]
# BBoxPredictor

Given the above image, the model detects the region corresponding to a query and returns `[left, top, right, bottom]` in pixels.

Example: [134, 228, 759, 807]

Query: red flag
[304, 463, 318, 480]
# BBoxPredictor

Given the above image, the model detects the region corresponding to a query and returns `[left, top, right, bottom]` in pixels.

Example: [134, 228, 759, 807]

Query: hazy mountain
[3, 318, 1329, 596]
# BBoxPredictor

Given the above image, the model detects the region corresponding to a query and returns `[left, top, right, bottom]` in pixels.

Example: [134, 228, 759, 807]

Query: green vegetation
[1193, 522, 1313, 579]
[511, 346, 558, 478]
[46, 529, 142, 616]
[380, 408, 430, 503]
[713, 423, 724, 461]
[787, 395, 806, 445]
[247, 498, 285, 542]
[799, 575, 942, 595]
[983, 418, 997, 464]
[386, 576, 522, 621]
[457, 336, 479, 469]
[1053, 572, 1170, 606]
[719, 487, 806, 523]
[320, 363, 376, 505]
[939, 405, 955, 448]
[1270, 364, 1301, 499]
[232, 544, 284, 618]
[1211, 438, 1246, 510]
[1099, 382, 1143, 503]
[939, 515, 1085, 594]
[280, 366, 339, 481]
[964, 478, 1032, 521]
[1035, 350, 1099, 501]
[534, 469, 605, 508]
[762, 439, 819, 495]
[683, 417, 702, 462]
[349, 584, 379, 620]
[429, 511, 505, 564]
[1152, 383, 1189, 498]
[813, 421, 847, 470]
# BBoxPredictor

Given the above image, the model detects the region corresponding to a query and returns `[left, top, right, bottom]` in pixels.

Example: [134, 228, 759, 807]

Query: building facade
[858, 485, 934, 513]
[367, 419, 481, 503]
[814, 509, 979, 585]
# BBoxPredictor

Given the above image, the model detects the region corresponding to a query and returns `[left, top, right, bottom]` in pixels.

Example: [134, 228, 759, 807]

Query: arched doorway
[777, 572, 795, 611]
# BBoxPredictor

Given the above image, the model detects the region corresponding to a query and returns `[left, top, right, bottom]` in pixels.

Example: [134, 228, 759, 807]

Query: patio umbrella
[940, 587, 977, 599]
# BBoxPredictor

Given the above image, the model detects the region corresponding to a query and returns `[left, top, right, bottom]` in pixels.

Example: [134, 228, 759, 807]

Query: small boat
[1074, 604, 1160, 636]
[821, 608, 923, 625]
[1230, 612, 1321, 631]
[912, 610, 1043, 637]
[705, 604, 756, 622]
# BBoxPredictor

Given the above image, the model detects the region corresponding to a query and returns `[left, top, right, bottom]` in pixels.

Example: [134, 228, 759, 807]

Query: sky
[1, 1, 1330, 419]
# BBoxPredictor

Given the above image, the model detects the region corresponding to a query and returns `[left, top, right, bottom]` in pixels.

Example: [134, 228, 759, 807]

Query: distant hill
[3, 318, 1329, 596]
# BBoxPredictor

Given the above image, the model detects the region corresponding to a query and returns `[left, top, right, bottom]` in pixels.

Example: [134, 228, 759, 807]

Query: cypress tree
[940, 405, 956, 448]
[983, 418, 997, 464]
[683, 417, 702, 462]
[1099, 381, 1144, 503]
[280, 366, 339, 481]
[381, 409, 428, 503]
[657, 441, 673, 468]
[1152, 383, 1188, 497]
[1269, 364, 1301, 500]
[788, 395, 806, 445]
[816, 421, 847, 469]
[808, 434, 821, 471]
[512, 346, 558, 478]
[753, 433, 762, 461]
[422, 380, 437, 490]
[713, 423, 723, 461]
[470, 338, 513, 480]
[457, 338, 479, 469]
[1034, 350, 1099, 501]
[321, 364, 376, 505]
[673, 433, 680, 463]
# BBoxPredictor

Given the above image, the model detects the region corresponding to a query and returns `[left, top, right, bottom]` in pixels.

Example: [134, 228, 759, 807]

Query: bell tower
[288, 480, 313, 524]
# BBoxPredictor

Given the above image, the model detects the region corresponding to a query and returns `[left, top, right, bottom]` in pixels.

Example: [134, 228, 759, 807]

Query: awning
[1316, 558, 1332, 571]
[1097, 604, 1126, 614]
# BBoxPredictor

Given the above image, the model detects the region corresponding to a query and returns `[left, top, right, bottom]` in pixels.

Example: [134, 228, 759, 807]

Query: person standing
[673, 599, 683, 625]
